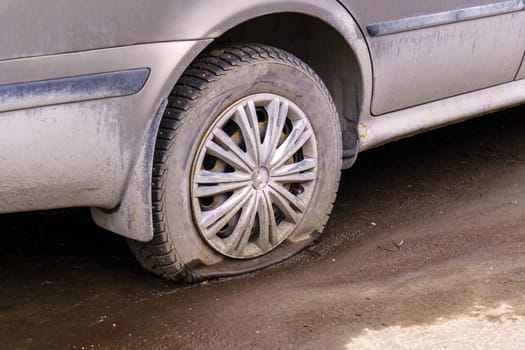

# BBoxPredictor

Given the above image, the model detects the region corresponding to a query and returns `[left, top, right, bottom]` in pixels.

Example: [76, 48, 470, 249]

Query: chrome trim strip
[367, 0, 524, 37]
[0, 68, 150, 113]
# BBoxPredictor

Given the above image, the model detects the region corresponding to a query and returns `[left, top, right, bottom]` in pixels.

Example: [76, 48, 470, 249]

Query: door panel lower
[369, 12, 525, 114]
[340, 0, 525, 114]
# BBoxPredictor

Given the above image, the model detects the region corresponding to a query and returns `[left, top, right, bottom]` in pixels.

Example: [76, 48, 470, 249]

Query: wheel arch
[92, 1, 372, 242]
[217, 12, 370, 167]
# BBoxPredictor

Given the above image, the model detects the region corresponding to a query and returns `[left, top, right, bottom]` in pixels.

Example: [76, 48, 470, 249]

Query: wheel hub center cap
[252, 167, 270, 190]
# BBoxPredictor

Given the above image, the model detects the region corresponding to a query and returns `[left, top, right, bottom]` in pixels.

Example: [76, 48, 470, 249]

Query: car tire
[128, 43, 342, 282]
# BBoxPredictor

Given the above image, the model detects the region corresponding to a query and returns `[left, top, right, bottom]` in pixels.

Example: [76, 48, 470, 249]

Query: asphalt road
[1, 107, 525, 350]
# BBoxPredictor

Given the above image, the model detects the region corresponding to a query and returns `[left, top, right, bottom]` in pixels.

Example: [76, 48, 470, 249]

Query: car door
[340, 0, 525, 114]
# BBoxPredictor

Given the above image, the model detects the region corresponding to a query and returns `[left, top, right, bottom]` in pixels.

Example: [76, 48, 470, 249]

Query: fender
[90, 0, 373, 242]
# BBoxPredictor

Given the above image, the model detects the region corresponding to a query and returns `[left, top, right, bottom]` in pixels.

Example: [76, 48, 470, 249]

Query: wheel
[129, 43, 342, 282]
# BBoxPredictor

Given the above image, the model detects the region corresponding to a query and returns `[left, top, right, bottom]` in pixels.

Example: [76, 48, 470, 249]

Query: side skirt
[359, 80, 525, 151]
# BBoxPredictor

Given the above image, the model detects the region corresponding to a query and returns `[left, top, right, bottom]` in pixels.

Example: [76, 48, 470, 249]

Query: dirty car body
[1, 0, 525, 281]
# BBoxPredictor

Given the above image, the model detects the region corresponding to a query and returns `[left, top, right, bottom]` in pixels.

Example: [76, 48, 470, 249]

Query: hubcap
[191, 93, 318, 259]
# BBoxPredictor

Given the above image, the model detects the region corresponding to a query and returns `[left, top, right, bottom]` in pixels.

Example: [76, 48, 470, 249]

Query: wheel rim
[191, 93, 318, 259]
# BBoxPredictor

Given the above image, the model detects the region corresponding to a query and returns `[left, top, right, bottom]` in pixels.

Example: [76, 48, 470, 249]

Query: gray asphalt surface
[1, 107, 525, 350]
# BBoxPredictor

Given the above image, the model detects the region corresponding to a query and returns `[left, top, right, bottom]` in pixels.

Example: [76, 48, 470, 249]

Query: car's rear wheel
[129, 44, 342, 282]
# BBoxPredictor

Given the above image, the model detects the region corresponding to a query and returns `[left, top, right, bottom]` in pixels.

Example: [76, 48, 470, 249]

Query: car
[1, 0, 524, 282]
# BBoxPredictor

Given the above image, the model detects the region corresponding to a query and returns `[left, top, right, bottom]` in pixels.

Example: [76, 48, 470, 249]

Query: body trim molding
[0, 68, 150, 113]
[367, 0, 524, 37]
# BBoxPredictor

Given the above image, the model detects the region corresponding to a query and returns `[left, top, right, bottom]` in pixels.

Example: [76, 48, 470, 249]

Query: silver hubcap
[191, 93, 318, 259]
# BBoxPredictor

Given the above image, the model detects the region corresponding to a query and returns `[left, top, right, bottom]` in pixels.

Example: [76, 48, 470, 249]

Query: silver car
[2, 0, 524, 282]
